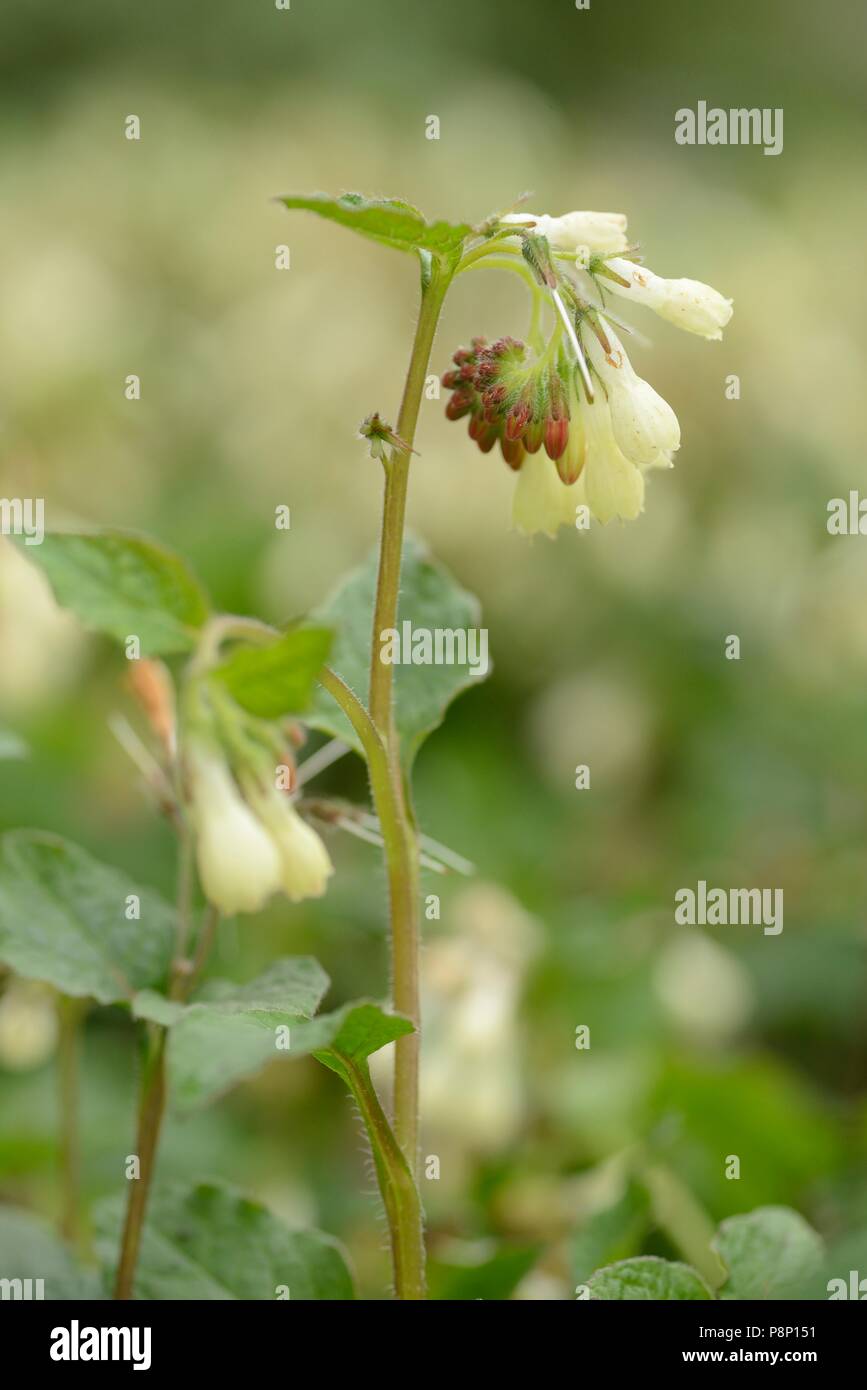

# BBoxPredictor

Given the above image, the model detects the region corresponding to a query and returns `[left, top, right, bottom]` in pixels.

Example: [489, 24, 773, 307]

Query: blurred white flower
[527, 670, 653, 792]
[0, 541, 84, 713]
[0, 981, 58, 1070]
[653, 934, 753, 1044]
[420, 884, 540, 1150]
[513, 1269, 570, 1300]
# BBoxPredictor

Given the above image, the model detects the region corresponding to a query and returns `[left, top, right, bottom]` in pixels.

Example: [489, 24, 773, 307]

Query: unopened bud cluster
[442, 337, 572, 476]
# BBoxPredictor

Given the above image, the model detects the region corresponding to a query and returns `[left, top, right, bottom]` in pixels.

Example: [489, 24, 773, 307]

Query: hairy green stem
[340, 1055, 426, 1300]
[318, 665, 426, 1299]
[367, 258, 450, 1194]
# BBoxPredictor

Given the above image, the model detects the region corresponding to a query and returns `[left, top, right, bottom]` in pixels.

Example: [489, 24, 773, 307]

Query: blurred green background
[1, 0, 866, 1298]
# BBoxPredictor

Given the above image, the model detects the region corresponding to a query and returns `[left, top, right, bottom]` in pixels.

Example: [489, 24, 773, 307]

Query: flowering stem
[367, 260, 452, 1184]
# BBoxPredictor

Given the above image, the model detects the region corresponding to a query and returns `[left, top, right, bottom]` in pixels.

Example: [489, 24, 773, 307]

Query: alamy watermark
[675, 102, 783, 156]
[50, 1320, 152, 1371]
[0, 497, 44, 546]
[0, 1276, 44, 1299]
[379, 622, 489, 678]
[675, 880, 783, 935]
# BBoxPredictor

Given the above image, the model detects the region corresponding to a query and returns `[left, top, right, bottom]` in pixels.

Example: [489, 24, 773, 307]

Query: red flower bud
[544, 416, 569, 461]
[468, 412, 489, 442]
[470, 418, 499, 453]
[505, 403, 531, 441]
[524, 419, 545, 454]
[500, 435, 525, 470]
[446, 390, 474, 421]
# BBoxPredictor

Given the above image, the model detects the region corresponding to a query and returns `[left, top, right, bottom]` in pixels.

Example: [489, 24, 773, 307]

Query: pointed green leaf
[586, 1256, 713, 1300]
[93, 1181, 354, 1300]
[278, 192, 472, 257]
[21, 530, 209, 654]
[713, 1207, 824, 1300]
[212, 626, 333, 719]
[305, 1001, 415, 1083]
[0, 831, 176, 1004]
[0, 1206, 103, 1299]
[308, 537, 488, 766]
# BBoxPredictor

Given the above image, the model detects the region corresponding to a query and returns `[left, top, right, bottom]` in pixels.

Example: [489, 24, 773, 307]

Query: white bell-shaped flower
[187, 742, 282, 916]
[511, 452, 579, 538]
[602, 258, 733, 340]
[579, 394, 646, 523]
[586, 324, 681, 467]
[245, 780, 333, 903]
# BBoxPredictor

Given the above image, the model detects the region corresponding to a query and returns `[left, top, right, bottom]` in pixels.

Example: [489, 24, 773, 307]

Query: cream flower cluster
[186, 739, 333, 916]
[446, 209, 732, 535]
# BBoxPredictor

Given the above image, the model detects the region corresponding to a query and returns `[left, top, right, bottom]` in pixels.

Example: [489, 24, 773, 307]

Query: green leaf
[278, 191, 472, 258]
[0, 831, 176, 1004]
[131, 990, 186, 1027]
[305, 1001, 415, 1084]
[586, 1256, 714, 1300]
[309, 536, 487, 766]
[191, 956, 329, 1017]
[93, 1181, 354, 1300]
[213, 626, 333, 719]
[21, 530, 209, 654]
[0, 726, 27, 760]
[0, 1206, 103, 1299]
[713, 1206, 824, 1300]
[167, 978, 410, 1112]
[164, 956, 329, 1109]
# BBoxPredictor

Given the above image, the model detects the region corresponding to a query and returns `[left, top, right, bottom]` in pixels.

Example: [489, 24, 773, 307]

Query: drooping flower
[442, 207, 732, 532]
[243, 777, 333, 903]
[187, 739, 282, 915]
[584, 322, 680, 467]
[598, 257, 733, 340]
[512, 451, 578, 538]
[577, 392, 645, 524]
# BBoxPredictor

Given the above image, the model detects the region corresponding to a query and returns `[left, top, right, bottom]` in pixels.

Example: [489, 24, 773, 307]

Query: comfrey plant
[14, 194, 837, 1310]
[442, 207, 731, 532]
